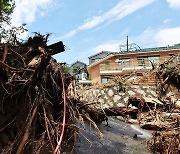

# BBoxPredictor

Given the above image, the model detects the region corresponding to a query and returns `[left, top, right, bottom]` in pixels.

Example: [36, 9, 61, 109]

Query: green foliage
[1, 0, 14, 11]
[73, 66, 81, 74]
[159, 57, 180, 86]
[0, 0, 28, 44]
[0, 0, 15, 23]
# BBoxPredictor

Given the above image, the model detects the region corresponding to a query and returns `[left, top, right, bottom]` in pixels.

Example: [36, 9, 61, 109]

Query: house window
[137, 55, 160, 66]
[92, 58, 101, 63]
[104, 61, 110, 70]
[101, 77, 112, 83]
[118, 58, 130, 67]
[148, 55, 160, 62]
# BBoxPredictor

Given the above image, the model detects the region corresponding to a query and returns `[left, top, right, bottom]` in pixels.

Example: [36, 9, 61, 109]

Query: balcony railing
[100, 56, 179, 74]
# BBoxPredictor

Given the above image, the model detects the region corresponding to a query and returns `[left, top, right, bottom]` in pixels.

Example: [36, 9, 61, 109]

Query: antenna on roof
[119, 36, 141, 52]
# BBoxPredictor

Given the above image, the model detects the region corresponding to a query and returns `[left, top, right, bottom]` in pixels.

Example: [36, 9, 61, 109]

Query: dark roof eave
[88, 51, 113, 59]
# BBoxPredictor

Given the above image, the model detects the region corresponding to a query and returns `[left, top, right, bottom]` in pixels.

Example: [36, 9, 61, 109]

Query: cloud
[93, 28, 157, 53]
[61, 30, 78, 39]
[167, 0, 180, 9]
[61, 0, 155, 39]
[163, 18, 172, 24]
[133, 28, 157, 47]
[12, 0, 54, 26]
[93, 40, 124, 53]
[155, 27, 180, 46]
[93, 26, 180, 54]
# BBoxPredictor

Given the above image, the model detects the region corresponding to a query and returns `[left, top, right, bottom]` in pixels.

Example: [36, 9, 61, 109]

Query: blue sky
[12, 0, 180, 65]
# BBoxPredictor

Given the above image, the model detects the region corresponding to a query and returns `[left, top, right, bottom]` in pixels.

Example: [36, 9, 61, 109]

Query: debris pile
[0, 34, 80, 153]
[122, 57, 180, 153]
[147, 132, 180, 154]
[77, 55, 180, 153]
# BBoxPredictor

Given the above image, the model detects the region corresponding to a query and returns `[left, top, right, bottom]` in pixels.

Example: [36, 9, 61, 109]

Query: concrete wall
[89, 64, 101, 84]
[78, 85, 159, 109]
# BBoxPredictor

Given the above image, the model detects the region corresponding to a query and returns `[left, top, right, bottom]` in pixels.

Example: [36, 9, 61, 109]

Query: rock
[128, 90, 135, 96]
[117, 103, 125, 107]
[108, 89, 114, 97]
[113, 95, 121, 102]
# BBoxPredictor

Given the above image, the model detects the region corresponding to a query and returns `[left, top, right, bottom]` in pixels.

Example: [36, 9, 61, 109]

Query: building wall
[89, 50, 180, 84]
[89, 64, 100, 84]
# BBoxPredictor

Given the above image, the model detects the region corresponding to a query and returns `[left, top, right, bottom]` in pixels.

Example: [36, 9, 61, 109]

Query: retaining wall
[79, 85, 159, 109]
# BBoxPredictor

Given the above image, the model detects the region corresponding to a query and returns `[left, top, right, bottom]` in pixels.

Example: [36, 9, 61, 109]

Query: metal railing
[100, 56, 179, 72]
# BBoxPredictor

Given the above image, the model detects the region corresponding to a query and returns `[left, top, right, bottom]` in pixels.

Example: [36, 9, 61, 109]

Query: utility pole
[127, 35, 129, 52]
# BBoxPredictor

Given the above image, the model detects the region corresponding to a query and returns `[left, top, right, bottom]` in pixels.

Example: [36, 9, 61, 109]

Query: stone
[102, 104, 110, 108]
[113, 95, 121, 102]
[147, 95, 153, 98]
[101, 90, 105, 94]
[138, 90, 146, 96]
[151, 90, 158, 97]
[114, 86, 118, 90]
[146, 89, 151, 93]
[104, 95, 109, 100]
[108, 89, 114, 97]
[120, 92, 125, 96]
[131, 85, 139, 89]
[108, 102, 114, 107]
[123, 97, 129, 103]
[117, 103, 125, 107]
[98, 98, 104, 103]
[128, 90, 135, 96]
[93, 90, 97, 96]
[143, 86, 149, 89]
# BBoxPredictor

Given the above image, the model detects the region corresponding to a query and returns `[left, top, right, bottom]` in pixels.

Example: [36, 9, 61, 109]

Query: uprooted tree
[0, 30, 107, 153]
[0, 1, 107, 153]
[0, 33, 77, 153]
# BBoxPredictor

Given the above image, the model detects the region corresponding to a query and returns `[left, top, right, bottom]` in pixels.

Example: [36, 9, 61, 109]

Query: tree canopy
[0, 0, 14, 12]
[0, 0, 14, 25]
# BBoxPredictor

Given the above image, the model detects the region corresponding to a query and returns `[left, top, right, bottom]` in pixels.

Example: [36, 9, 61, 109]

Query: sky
[11, 0, 180, 65]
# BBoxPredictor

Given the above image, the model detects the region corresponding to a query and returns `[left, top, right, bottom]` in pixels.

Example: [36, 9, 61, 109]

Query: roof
[87, 54, 114, 71]
[119, 45, 180, 54]
[70, 60, 86, 67]
[88, 51, 113, 59]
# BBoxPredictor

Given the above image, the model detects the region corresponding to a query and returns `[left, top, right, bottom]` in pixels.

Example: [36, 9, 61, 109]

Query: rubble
[124, 57, 180, 153]
[147, 132, 180, 154]
[76, 55, 180, 154]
